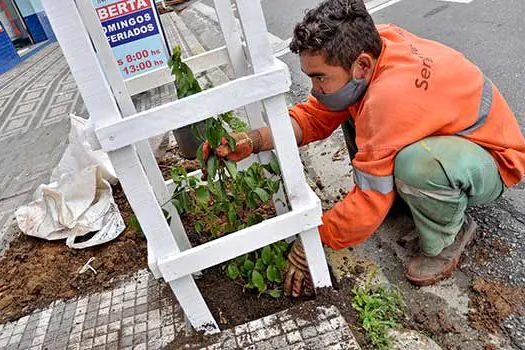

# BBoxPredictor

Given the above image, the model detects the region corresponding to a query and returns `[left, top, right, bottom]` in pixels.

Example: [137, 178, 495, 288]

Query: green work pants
[394, 136, 504, 256]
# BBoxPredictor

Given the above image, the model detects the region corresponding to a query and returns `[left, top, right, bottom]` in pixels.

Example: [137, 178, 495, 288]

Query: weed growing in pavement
[351, 270, 406, 349]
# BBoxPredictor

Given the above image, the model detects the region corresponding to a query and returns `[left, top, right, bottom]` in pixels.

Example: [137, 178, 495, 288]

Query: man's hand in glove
[202, 130, 263, 163]
[284, 240, 314, 297]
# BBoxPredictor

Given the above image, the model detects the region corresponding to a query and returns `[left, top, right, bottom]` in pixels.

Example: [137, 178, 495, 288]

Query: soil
[468, 278, 525, 334]
[167, 276, 365, 349]
[158, 145, 201, 179]
[0, 183, 147, 324]
[197, 267, 309, 328]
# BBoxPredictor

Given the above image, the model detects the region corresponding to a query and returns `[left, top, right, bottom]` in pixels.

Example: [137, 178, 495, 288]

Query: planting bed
[0, 183, 147, 324]
[0, 150, 324, 332]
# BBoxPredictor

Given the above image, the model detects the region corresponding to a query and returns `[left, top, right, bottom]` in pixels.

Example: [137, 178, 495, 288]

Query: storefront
[0, 0, 54, 73]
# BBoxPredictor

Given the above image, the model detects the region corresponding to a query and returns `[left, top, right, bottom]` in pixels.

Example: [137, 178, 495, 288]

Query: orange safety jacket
[290, 24, 525, 250]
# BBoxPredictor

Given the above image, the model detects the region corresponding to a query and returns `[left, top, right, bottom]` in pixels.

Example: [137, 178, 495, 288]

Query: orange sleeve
[289, 96, 351, 146]
[316, 88, 402, 249]
[318, 150, 397, 250]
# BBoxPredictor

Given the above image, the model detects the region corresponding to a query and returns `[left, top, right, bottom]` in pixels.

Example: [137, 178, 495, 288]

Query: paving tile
[134, 304, 148, 316]
[107, 332, 118, 343]
[286, 331, 302, 344]
[119, 335, 133, 347]
[134, 323, 147, 334]
[19, 339, 33, 349]
[301, 326, 318, 339]
[93, 334, 106, 347]
[106, 342, 119, 350]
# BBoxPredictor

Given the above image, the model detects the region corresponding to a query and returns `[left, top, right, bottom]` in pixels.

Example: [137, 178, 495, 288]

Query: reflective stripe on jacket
[289, 24, 525, 250]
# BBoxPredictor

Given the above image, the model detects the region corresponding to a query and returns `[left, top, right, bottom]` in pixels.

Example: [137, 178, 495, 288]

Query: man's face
[300, 51, 353, 94]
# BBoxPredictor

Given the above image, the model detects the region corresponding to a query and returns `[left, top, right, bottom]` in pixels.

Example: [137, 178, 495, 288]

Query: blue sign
[92, 0, 169, 79]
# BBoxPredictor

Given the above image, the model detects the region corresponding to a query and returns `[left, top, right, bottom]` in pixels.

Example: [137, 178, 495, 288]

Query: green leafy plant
[167, 45, 289, 297]
[226, 241, 289, 298]
[168, 46, 202, 98]
[169, 152, 282, 238]
[168, 46, 248, 133]
[351, 271, 406, 349]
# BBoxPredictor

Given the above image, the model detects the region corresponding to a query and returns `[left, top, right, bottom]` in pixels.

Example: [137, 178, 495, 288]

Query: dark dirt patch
[158, 146, 201, 180]
[197, 266, 309, 328]
[167, 276, 363, 349]
[469, 278, 525, 334]
[0, 184, 147, 324]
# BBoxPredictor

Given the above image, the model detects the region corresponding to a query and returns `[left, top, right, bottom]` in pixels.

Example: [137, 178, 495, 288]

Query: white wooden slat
[169, 277, 219, 334]
[261, 94, 332, 289]
[234, 0, 274, 73]
[126, 67, 175, 96]
[214, 0, 288, 212]
[96, 65, 291, 152]
[111, 147, 218, 333]
[41, 0, 120, 129]
[41, 0, 218, 332]
[75, 0, 191, 253]
[126, 46, 231, 96]
[213, 0, 266, 133]
[213, 0, 246, 78]
[299, 227, 333, 288]
[158, 191, 322, 281]
[184, 46, 231, 75]
[260, 92, 310, 207]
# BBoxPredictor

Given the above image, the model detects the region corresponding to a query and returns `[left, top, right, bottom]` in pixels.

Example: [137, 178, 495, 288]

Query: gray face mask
[311, 78, 368, 112]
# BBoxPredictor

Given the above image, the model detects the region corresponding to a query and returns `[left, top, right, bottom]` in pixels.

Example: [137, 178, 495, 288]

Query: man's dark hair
[289, 0, 382, 69]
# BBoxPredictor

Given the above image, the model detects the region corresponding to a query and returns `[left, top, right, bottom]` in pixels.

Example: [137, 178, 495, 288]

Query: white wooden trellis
[41, 0, 332, 333]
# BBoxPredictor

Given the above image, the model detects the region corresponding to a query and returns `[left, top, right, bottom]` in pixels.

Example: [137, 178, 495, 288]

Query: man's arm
[248, 118, 304, 152]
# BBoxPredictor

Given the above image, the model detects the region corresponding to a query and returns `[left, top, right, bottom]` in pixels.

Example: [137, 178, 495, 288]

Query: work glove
[202, 132, 254, 163]
[284, 240, 314, 297]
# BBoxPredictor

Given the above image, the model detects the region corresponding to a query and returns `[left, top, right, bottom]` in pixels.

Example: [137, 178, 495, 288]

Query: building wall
[14, 0, 47, 42]
[30, 0, 53, 41]
[0, 20, 21, 74]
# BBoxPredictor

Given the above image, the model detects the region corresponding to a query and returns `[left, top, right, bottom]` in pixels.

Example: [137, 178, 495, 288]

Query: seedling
[351, 270, 406, 349]
[167, 46, 289, 297]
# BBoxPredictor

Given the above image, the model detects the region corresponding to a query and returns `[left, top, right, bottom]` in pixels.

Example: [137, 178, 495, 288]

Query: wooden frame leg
[299, 228, 332, 289]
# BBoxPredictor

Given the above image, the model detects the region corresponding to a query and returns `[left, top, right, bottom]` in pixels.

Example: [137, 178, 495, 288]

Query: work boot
[406, 216, 478, 286]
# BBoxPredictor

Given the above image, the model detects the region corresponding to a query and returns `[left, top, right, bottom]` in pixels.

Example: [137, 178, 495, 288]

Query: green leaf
[246, 193, 257, 209]
[128, 215, 142, 232]
[244, 176, 258, 189]
[269, 157, 280, 175]
[268, 180, 281, 194]
[224, 161, 238, 180]
[274, 254, 287, 271]
[253, 188, 269, 202]
[266, 265, 281, 283]
[225, 134, 237, 152]
[188, 177, 198, 188]
[274, 241, 289, 254]
[255, 259, 265, 271]
[243, 258, 255, 272]
[194, 221, 203, 233]
[196, 144, 205, 169]
[261, 246, 273, 265]
[251, 270, 266, 293]
[207, 155, 219, 181]
[228, 204, 237, 225]
[191, 124, 205, 142]
[268, 289, 282, 298]
[227, 263, 240, 280]
[195, 186, 210, 204]
[247, 212, 264, 226]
